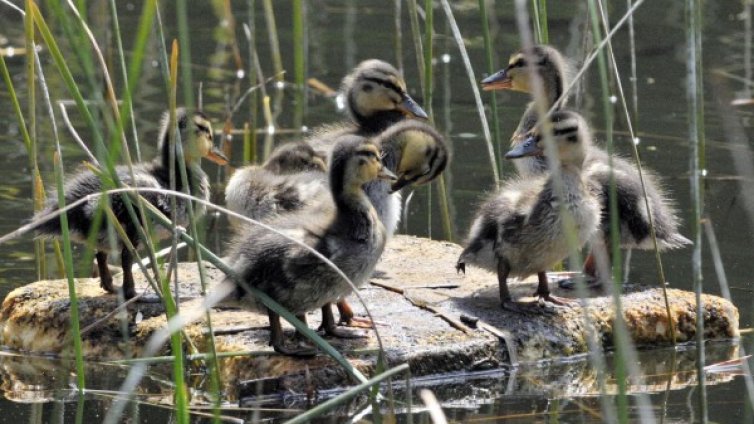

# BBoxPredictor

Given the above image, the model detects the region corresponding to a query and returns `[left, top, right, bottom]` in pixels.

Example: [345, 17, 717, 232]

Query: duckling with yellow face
[482, 45, 690, 285]
[34, 108, 228, 300]
[224, 137, 396, 356]
[457, 110, 600, 311]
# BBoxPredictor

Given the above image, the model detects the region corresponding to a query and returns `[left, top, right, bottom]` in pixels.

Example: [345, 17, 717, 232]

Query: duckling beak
[481, 69, 512, 91]
[504, 135, 541, 159]
[205, 146, 229, 165]
[397, 94, 429, 120]
[378, 166, 398, 182]
[390, 175, 413, 192]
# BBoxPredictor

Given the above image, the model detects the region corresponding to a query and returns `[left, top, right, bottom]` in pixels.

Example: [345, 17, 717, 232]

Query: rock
[0, 235, 739, 398]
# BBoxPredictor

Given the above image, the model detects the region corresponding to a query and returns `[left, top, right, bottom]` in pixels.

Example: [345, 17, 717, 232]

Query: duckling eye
[362, 83, 374, 92]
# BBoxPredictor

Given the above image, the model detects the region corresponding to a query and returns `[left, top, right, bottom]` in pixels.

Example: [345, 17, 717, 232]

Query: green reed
[262, 0, 284, 82]
[177, 0, 196, 110]
[293, 0, 305, 129]
[686, 0, 708, 420]
[585, 1, 628, 421]
[440, 0, 499, 186]
[478, 0, 503, 178]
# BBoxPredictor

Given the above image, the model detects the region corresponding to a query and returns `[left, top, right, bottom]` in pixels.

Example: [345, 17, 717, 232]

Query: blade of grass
[262, 0, 284, 82]
[52, 152, 86, 392]
[176, 0, 196, 109]
[167, 40, 190, 424]
[686, 0, 708, 420]
[439, 0, 499, 186]
[293, 0, 305, 129]
[479, 0, 503, 177]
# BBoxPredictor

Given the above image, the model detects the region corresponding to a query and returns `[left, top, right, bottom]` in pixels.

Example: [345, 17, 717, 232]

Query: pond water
[0, 0, 753, 422]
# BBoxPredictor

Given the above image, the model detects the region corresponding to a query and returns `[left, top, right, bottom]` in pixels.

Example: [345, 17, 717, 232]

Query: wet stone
[0, 235, 739, 398]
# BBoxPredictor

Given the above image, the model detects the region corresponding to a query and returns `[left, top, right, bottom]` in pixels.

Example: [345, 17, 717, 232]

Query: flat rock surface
[0, 235, 739, 397]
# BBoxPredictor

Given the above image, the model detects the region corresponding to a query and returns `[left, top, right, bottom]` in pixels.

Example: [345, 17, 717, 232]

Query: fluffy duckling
[224, 121, 448, 328]
[456, 111, 600, 311]
[482, 45, 690, 283]
[34, 108, 228, 300]
[224, 137, 396, 356]
[306, 59, 428, 156]
[224, 142, 327, 226]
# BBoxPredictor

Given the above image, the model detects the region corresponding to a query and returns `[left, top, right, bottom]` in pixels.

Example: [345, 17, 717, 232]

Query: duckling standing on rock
[224, 121, 448, 328]
[482, 45, 690, 285]
[306, 59, 428, 157]
[34, 108, 228, 300]
[224, 137, 395, 356]
[457, 111, 600, 311]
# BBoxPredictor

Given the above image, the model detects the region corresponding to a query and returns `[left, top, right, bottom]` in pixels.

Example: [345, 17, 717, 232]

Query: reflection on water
[0, 0, 753, 422]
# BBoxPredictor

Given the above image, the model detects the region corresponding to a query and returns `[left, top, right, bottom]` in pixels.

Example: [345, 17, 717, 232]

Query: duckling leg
[534, 272, 576, 307]
[268, 309, 316, 357]
[336, 300, 374, 328]
[498, 259, 532, 313]
[96, 251, 115, 294]
[320, 303, 368, 339]
[120, 247, 137, 300]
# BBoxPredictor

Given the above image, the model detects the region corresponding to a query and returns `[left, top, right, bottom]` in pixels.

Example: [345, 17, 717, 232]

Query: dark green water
[0, 0, 753, 422]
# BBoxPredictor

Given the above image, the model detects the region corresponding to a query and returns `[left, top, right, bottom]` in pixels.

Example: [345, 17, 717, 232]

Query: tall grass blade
[686, 0, 708, 420]
[439, 0, 499, 186]
[406, 0, 425, 89]
[176, 0, 196, 109]
[244, 3, 259, 164]
[394, 0, 404, 72]
[293, 0, 305, 129]
[478, 0, 503, 177]
[168, 40, 190, 424]
[262, 0, 284, 81]
[52, 153, 86, 391]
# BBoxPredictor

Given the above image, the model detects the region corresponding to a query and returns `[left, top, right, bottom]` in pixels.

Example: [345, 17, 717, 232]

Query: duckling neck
[332, 184, 379, 241]
[156, 142, 204, 194]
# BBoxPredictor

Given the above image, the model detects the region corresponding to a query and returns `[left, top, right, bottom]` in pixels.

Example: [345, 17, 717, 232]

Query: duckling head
[374, 121, 449, 192]
[329, 137, 397, 197]
[342, 59, 428, 131]
[159, 108, 228, 166]
[505, 110, 589, 167]
[481, 45, 572, 105]
[263, 142, 327, 174]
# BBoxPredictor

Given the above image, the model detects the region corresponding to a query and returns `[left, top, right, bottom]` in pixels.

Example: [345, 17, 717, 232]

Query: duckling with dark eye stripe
[306, 59, 428, 157]
[223, 137, 395, 356]
[457, 111, 600, 311]
[482, 45, 690, 285]
[225, 121, 449, 330]
[34, 108, 228, 300]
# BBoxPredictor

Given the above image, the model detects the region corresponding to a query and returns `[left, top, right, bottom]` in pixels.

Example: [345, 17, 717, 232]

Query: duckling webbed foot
[321, 304, 368, 339]
[268, 309, 316, 357]
[534, 272, 576, 310]
[336, 300, 375, 329]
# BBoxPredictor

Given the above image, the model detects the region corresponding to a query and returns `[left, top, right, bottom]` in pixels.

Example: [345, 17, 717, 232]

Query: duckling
[34, 108, 228, 300]
[482, 44, 573, 176]
[225, 121, 448, 328]
[482, 45, 690, 284]
[224, 142, 328, 226]
[224, 137, 396, 356]
[306, 59, 428, 157]
[456, 110, 600, 311]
